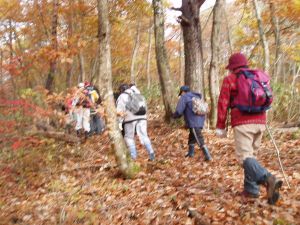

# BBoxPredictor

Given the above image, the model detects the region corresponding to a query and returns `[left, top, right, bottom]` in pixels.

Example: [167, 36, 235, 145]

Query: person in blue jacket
[173, 86, 212, 161]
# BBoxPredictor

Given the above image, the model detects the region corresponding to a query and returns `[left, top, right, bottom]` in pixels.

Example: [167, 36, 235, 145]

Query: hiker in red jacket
[216, 53, 282, 204]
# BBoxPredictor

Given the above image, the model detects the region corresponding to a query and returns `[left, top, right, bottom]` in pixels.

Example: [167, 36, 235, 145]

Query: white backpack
[125, 92, 147, 115]
[191, 97, 209, 116]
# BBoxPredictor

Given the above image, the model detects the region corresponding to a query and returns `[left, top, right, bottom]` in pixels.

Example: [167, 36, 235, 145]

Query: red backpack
[232, 69, 273, 113]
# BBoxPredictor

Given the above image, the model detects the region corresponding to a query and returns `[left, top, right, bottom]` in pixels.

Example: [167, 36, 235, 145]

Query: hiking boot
[149, 153, 155, 161]
[240, 190, 259, 198]
[185, 145, 195, 158]
[265, 175, 283, 205]
[201, 145, 212, 161]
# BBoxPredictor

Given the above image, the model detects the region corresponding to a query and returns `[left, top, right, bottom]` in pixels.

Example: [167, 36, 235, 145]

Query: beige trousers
[233, 124, 265, 165]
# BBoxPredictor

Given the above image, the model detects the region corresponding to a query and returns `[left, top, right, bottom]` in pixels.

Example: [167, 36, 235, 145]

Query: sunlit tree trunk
[174, 0, 206, 94]
[0, 50, 3, 80]
[253, 0, 270, 73]
[97, 0, 135, 178]
[208, 0, 223, 128]
[91, 50, 99, 84]
[45, 0, 59, 91]
[66, 0, 75, 88]
[130, 20, 141, 84]
[224, 3, 232, 55]
[270, 2, 280, 80]
[78, 50, 86, 82]
[146, 21, 152, 90]
[179, 30, 185, 85]
[152, 0, 177, 122]
[77, 0, 86, 83]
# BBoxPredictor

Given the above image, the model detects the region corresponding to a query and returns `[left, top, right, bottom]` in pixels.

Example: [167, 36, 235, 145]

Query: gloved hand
[216, 129, 227, 138]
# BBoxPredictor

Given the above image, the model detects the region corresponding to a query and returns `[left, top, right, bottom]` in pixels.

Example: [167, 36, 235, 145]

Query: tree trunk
[152, 0, 177, 122]
[180, 0, 206, 94]
[208, 0, 223, 128]
[253, 0, 270, 73]
[0, 50, 3, 81]
[270, 2, 280, 80]
[146, 21, 152, 90]
[224, 3, 232, 55]
[91, 50, 99, 84]
[66, 0, 74, 88]
[8, 18, 17, 98]
[45, 0, 59, 92]
[179, 29, 185, 85]
[78, 50, 86, 82]
[130, 20, 141, 84]
[97, 0, 135, 178]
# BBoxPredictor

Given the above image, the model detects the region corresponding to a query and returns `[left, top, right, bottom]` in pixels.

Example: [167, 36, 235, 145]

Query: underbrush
[270, 82, 300, 123]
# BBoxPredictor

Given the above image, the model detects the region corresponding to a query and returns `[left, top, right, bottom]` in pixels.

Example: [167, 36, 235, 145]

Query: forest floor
[0, 117, 299, 225]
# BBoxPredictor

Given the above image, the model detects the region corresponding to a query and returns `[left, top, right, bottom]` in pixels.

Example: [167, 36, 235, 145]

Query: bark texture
[208, 0, 223, 128]
[146, 21, 152, 90]
[97, 0, 135, 178]
[45, 0, 59, 91]
[152, 0, 177, 121]
[180, 0, 206, 94]
[253, 0, 270, 73]
[270, 2, 281, 80]
[130, 21, 141, 84]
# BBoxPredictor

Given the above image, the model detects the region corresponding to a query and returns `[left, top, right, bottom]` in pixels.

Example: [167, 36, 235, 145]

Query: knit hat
[179, 85, 190, 96]
[226, 53, 248, 70]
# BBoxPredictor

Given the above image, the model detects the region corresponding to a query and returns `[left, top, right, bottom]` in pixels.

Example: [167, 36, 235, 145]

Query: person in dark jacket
[173, 86, 212, 161]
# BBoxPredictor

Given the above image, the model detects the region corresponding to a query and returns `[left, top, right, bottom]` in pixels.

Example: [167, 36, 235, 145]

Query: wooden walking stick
[265, 124, 291, 189]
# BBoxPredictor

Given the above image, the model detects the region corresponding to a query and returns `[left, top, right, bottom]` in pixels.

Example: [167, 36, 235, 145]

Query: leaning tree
[97, 0, 135, 178]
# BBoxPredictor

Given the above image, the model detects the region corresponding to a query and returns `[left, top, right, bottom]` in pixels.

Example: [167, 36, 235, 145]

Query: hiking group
[63, 52, 282, 205]
[63, 81, 105, 139]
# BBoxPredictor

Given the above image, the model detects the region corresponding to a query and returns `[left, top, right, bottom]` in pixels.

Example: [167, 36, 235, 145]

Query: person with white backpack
[116, 84, 155, 161]
[173, 85, 212, 161]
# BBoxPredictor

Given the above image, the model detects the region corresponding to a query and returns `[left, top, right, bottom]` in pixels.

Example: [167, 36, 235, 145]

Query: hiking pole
[265, 124, 291, 189]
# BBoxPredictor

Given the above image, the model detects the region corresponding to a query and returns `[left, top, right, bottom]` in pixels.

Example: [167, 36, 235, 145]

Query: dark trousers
[90, 114, 105, 134]
[188, 128, 205, 147]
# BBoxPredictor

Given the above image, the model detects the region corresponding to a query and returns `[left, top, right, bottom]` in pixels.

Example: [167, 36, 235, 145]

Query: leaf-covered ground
[0, 119, 299, 225]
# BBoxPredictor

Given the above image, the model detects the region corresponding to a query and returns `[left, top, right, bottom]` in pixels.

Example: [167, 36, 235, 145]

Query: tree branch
[197, 0, 206, 8]
[178, 15, 191, 25]
[170, 7, 182, 12]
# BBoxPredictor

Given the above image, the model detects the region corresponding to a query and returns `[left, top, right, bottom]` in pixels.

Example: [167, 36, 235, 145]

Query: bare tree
[66, 0, 75, 88]
[152, 0, 177, 121]
[253, 0, 270, 73]
[172, 0, 206, 94]
[270, 2, 281, 80]
[45, 0, 59, 91]
[208, 0, 224, 128]
[146, 21, 152, 90]
[97, 0, 135, 178]
[130, 21, 141, 84]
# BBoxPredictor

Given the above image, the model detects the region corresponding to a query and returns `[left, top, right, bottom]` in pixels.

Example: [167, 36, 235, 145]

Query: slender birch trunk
[208, 0, 223, 128]
[97, 0, 135, 178]
[130, 21, 141, 84]
[253, 0, 270, 73]
[152, 0, 177, 122]
[45, 0, 59, 91]
[146, 22, 152, 90]
[179, 29, 185, 85]
[270, 2, 280, 80]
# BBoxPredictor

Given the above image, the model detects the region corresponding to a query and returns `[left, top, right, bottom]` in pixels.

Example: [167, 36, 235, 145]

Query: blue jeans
[243, 158, 271, 195]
